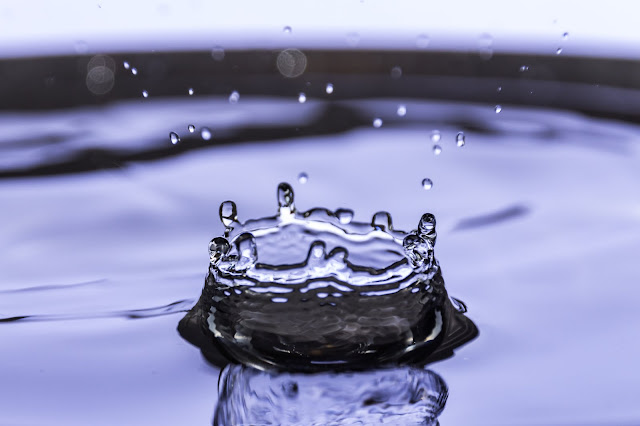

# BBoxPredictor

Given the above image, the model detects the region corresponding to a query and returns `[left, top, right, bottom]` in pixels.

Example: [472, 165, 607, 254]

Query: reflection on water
[214, 364, 447, 426]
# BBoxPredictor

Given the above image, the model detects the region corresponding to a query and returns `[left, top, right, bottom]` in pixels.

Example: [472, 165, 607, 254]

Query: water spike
[335, 208, 354, 225]
[308, 241, 327, 260]
[208, 237, 230, 266]
[418, 213, 437, 244]
[234, 233, 258, 271]
[327, 246, 348, 263]
[403, 234, 424, 268]
[371, 211, 393, 231]
[219, 201, 238, 228]
[277, 182, 296, 214]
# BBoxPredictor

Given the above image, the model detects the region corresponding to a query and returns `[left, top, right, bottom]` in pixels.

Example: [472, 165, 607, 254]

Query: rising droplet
[397, 105, 407, 116]
[433, 145, 442, 155]
[219, 200, 238, 227]
[325, 83, 334, 94]
[277, 182, 295, 212]
[131, 67, 138, 75]
[229, 91, 240, 103]
[123, 61, 130, 70]
[416, 33, 429, 49]
[421, 178, 433, 190]
[188, 124, 195, 133]
[234, 233, 258, 271]
[430, 130, 441, 143]
[142, 90, 148, 98]
[456, 132, 466, 147]
[169, 132, 180, 145]
[519, 65, 529, 72]
[335, 209, 354, 224]
[556, 47, 563, 55]
[497, 86, 502, 92]
[298, 172, 308, 184]
[208, 237, 230, 265]
[371, 211, 392, 231]
[390, 66, 402, 79]
[298, 93, 307, 103]
[373, 118, 383, 128]
[495, 105, 502, 113]
[562, 32, 569, 40]
[188, 88, 194, 95]
[201, 127, 212, 141]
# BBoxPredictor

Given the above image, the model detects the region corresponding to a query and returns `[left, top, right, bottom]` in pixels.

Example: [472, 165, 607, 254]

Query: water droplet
[556, 47, 563, 55]
[123, 61, 130, 70]
[208, 237, 230, 265]
[219, 201, 238, 227]
[201, 127, 212, 141]
[229, 91, 240, 104]
[450, 297, 468, 313]
[298, 92, 307, 103]
[456, 132, 466, 147]
[234, 233, 258, 271]
[497, 86, 502, 92]
[477, 33, 493, 60]
[325, 83, 334, 94]
[211, 46, 225, 61]
[131, 67, 138, 75]
[433, 145, 442, 155]
[421, 178, 433, 190]
[416, 33, 429, 49]
[519, 65, 529, 72]
[390, 66, 402, 79]
[297, 172, 308, 184]
[371, 211, 392, 231]
[283, 26, 292, 34]
[188, 88, 194, 95]
[142, 90, 148, 98]
[335, 209, 354, 224]
[276, 49, 308, 78]
[169, 132, 180, 145]
[495, 105, 502, 113]
[346, 32, 360, 47]
[562, 32, 569, 40]
[430, 130, 441, 143]
[397, 105, 407, 117]
[188, 124, 195, 133]
[277, 182, 295, 212]
[418, 213, 437, 241]
[372, 118, 383, 128]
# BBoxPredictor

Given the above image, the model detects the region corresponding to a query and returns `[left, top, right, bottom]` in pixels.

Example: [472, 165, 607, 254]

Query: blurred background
[1, 1, 640, 425]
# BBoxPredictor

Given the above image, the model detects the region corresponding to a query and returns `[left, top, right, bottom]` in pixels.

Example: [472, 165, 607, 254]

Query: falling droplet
[169, 132, 180, 145]
[495, 105, 502, 113]
[188, 88, 194, 95]
[219, 200, 238, 227]
[397, 105, 407, 116]
[421, 178, 433, 190]
[556, 47, 563, 55]
[373, 118, 383, 128]
[234, 233, 258, 271]
[433, 145, 442, 155]
[123, 61, 130, 70]
[201, 127, 212, 141]
[456, 132, 466, 147]
[390, 66, 402, 79]
[519, 65, 529, 72]
[208, 237, 230, 265]
[277, 182, 295, 213]
[298, 93, 307, 103]
[418, 213, 437, 242]
[562, 32, 569, 40]
[335, 209, 354, 224]
[211, 46, 225, 61]
[416, 33, 429, 49]
[229, 91, 240, 104]
[497, 86, 502, 92]
[430, 130, 441, 143]
[283, 26, 292, 34]
[371, 211, 392, 231]
[325, 83, 334, 94]
[477, 33, 494, 60]
[188, 124, 195, 133]
[297, 172, 308, 184]
[450, 297, 468, 313]
[142, 90, 148, 98]
[131, 67, 138, 75]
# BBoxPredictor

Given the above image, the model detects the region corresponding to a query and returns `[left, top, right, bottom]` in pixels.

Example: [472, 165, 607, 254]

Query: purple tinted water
[1, 98, 640, 425]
